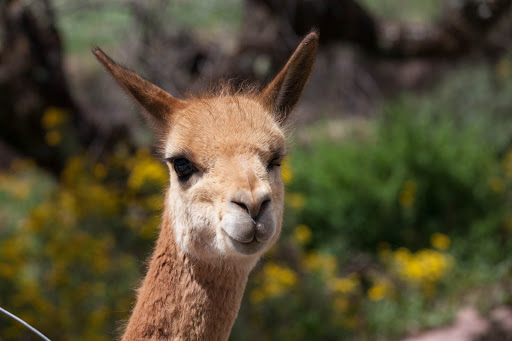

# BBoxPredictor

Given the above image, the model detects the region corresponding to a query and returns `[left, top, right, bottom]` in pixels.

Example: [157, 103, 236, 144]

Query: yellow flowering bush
[380, 244, 454, 296]
[286, 192, 307, 210]
[127, 148, 168, 191]
[430, 233, 451, 250]
[329, 276, 359, 295]
[293, 224, 312, 245]
[40, 107, 70, 148]
[398, 179, 417, 208]
[302, 251, 338, 279]
[250, 262, 298, 304]
[0, 148, 168, 340]
[41, 107, 68, 129]
[367, 278, 394, 302]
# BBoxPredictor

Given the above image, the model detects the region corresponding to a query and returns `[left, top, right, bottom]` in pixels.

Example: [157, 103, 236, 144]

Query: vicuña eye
[172, 158, 197, 179]
[267, 158, 282, 170]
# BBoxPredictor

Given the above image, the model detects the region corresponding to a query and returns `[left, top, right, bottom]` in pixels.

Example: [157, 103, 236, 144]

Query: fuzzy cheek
[187, 202, 217, 233]
[168, 191, 221, 256]
[271, 187, 284, 208]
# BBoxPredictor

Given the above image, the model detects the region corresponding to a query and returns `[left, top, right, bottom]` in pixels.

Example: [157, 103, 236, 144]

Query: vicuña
[93, 31, 318, 341]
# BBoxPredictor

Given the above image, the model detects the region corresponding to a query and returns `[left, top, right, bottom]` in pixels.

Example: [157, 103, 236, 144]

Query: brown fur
[122, 206, 247, 341]
[93, 32, 318, 340]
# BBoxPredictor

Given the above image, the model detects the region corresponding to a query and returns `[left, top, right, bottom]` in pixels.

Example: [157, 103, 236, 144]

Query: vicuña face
[93, 32, 318, 265]
[164, 96, 286, 262]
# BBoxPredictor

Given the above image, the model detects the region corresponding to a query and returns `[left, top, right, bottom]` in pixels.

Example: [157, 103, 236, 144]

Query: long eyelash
[270, 154, 285, 164]
[164, 155, 185, 164]
[164, 149, 196, 163]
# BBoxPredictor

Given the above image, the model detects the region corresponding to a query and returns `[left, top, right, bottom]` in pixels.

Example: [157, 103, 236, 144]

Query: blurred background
[1, 0, 512, 340]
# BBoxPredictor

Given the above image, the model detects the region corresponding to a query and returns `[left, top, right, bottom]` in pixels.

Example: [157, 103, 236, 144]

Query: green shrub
[286, 93, 511, 253]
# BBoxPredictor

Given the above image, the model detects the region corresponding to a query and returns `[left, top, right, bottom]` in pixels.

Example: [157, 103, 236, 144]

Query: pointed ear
[92, 47, 185, 131]
[260, 32, 318, 123]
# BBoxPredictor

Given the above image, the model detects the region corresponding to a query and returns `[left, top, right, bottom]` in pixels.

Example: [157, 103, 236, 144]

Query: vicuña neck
[122, 211, 250, 341]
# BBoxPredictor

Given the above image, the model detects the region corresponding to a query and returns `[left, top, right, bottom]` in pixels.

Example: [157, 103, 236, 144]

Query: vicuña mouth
[223, 232, 266, 255]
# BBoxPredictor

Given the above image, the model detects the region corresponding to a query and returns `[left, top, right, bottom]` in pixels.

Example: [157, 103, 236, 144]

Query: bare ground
[402, 306, 512, 341]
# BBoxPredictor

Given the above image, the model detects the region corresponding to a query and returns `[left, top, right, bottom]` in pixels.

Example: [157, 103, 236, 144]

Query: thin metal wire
[0, 306, 52, 341]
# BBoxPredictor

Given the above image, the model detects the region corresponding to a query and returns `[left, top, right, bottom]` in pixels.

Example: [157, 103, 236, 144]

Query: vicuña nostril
[258, 199, 270, 214]
[231, 197, 271, 220]
[231, 201, 249, 214]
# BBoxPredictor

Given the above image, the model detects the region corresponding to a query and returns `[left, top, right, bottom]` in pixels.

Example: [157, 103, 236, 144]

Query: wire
[0, 306, 52, 341]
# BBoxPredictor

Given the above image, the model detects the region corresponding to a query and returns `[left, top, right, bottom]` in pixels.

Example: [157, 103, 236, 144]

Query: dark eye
[172, 158, 197, 179]
[267, 158, 282, 171]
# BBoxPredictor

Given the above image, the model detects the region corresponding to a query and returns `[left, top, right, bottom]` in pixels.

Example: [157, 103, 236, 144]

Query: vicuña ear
[260, 31, 318, 123]
[92, 47, 185, 131]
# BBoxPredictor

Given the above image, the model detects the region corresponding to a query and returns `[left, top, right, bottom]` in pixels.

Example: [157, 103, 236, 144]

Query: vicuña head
[93, 32, 318, 340]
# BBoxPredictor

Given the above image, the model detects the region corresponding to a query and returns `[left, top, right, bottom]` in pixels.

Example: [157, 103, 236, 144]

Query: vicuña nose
[230, 189, 271, 219]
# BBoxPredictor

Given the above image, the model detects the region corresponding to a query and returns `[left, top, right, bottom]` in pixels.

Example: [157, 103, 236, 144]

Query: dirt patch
[402, 306, 512, 341]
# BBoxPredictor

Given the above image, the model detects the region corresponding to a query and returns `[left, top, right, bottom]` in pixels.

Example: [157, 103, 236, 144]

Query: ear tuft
[93, 47, 185, 131]
[260, 31, 319, 123]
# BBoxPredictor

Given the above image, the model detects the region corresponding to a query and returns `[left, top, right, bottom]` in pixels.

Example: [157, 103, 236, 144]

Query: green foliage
[287, 66, 512, 253]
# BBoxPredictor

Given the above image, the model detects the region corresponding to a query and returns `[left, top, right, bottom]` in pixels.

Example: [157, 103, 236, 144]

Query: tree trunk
[0, 0, 95, 173]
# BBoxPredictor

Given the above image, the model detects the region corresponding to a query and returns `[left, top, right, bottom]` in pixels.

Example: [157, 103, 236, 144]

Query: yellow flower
[127, 149, 168, 190]
[93, 163, 107, 179]
[393, 247, 411, 263]
[45, 130, 62, 146]
[329, 276, 359, 295]
[263, 263, 297, 288]
[41, 107, 67, 129]
[303, 251, 337, 279]
[0, 175, 31, 199]
[368, 285, 385, 301]
[488, 176, 505, 194]
[368, 279, 393, 301]
[293, 224, 312, 245]
[390, 247, 454, 292]
[280, 158, 293, 184]
[83, 185, 120, 216]
[62, 156, 85, 185]
[399, 180, 417, 208]
[0, 263, 15, 278]
[251, 262, 298, 304]
[430, 233, 451, 250]
[286, 192, 307, 210]
[403, 259, 423, 281]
